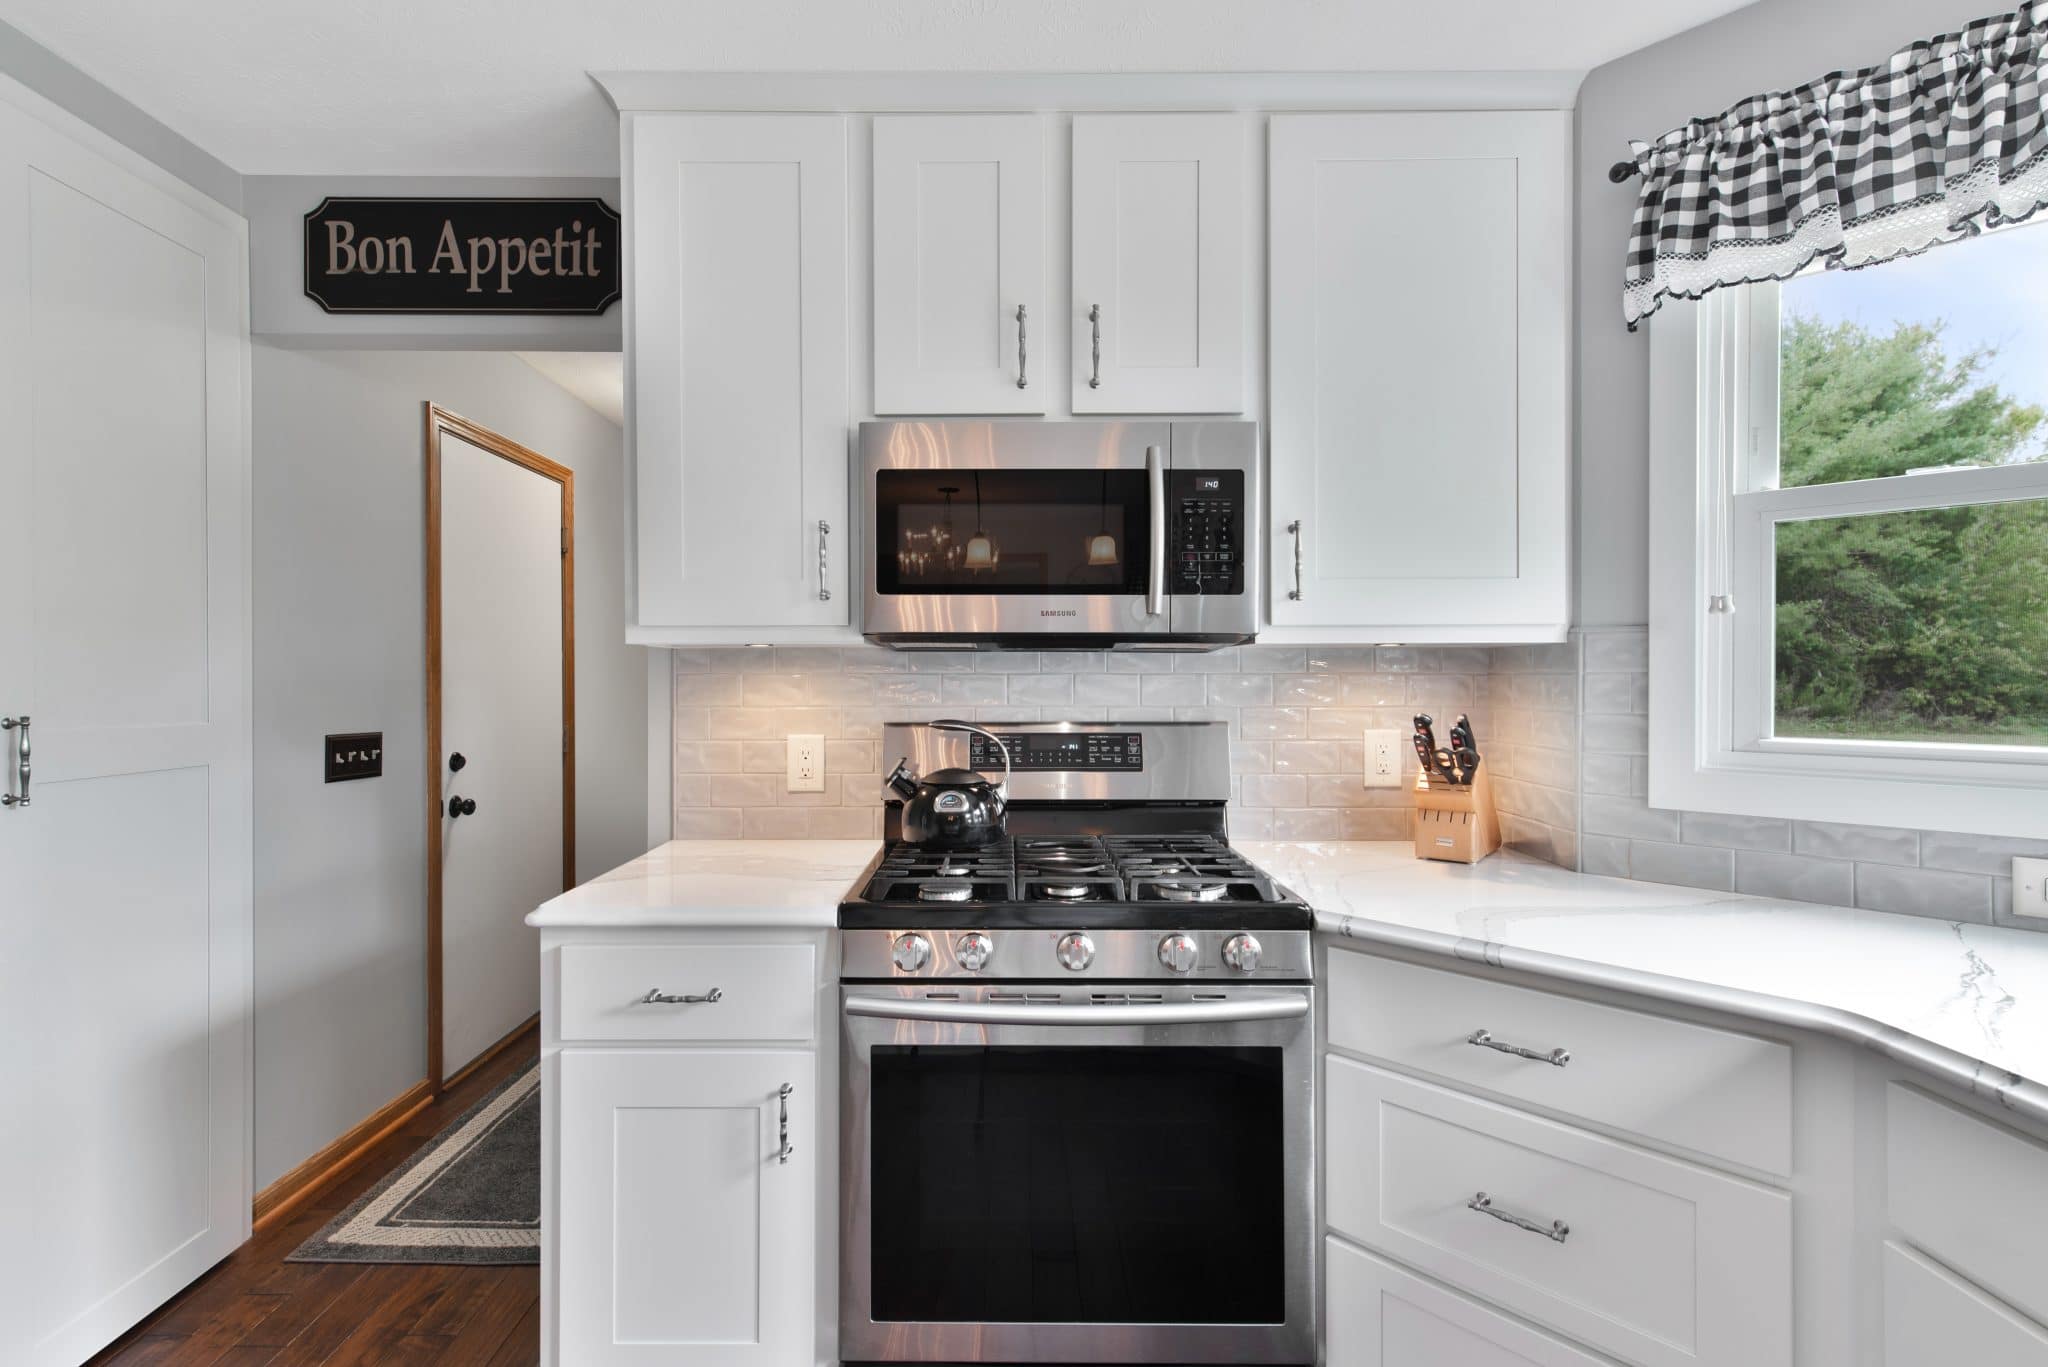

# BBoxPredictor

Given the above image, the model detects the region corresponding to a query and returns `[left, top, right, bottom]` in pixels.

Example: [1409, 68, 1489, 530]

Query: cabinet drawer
[1325, 1057, 1790, 1367]
[1327, 1237, 1612, 1367]
[1887, 1083, 2048, 1329]
[559, 944, 816, 1043]
[1327, 950, 1791, 1175]
[1883, 1240, 2048, 1366]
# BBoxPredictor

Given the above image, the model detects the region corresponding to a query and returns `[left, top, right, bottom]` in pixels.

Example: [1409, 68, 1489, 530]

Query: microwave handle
[1145, 444, 1166, 617]
[844, 994, 1307, 1027]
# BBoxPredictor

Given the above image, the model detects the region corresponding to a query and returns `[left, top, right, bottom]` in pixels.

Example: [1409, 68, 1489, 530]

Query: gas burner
[1038, 883, 1094, 900]
[1150, 881, 1230, 903]
[930, 862, 975, 877]
[917, 880, 975, 903]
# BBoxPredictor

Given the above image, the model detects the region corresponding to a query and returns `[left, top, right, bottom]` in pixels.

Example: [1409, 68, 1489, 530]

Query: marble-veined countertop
[526, 836, 2048, 1123]
[1241, 840, 2048, 1123]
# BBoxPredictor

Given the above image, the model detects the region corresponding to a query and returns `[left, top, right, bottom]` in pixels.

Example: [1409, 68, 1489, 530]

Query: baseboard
[251, 1077, 435, 1232]
[442, 1012, 541, 1094]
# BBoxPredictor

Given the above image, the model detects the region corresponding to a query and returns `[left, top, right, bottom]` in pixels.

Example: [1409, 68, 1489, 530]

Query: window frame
[1648, 283, 2048, 839]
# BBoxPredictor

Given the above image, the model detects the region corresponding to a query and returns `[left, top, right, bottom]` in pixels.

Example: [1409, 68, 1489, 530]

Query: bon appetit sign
[303, 197, 621, 315]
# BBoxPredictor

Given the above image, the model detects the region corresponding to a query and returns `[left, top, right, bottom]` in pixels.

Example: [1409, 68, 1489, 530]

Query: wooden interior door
[428, 406, 572, 1086]
[0, 92, 252, 1366]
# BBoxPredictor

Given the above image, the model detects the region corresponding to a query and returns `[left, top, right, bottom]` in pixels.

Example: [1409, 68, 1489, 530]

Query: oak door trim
[425, 403, 575, 1092]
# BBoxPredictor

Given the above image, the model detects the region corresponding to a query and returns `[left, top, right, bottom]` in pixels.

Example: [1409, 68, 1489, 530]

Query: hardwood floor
[88, 1036, 541, 1367]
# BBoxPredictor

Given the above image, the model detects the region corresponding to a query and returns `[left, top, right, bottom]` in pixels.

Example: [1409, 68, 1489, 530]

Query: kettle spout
[883, 757, 919, 800]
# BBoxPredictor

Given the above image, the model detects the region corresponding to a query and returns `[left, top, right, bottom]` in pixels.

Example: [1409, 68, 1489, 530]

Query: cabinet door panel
[559, 1050, 815, 1366]
[1071, 113, 1245, 413]
[1327, 1238, 1612, 1367]
[1268, 113, 1568, 633]
[873, 114, 1044, 414]
[629, 115, 848, 627]
[1883, 1240, 2048, 1366]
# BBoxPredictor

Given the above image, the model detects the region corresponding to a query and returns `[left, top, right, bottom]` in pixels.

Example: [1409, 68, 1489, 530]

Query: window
[1649, 225, 2048, 838]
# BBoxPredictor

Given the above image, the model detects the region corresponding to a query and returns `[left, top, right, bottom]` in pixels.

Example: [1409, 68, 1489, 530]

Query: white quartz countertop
[1241, 840, 2048, 1123]
[526, 835, 2048, 1123]
[526, 839, 880, 929]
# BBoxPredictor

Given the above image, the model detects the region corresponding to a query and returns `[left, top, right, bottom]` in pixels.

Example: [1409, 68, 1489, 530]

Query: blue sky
[1783, 219, 2048, 443]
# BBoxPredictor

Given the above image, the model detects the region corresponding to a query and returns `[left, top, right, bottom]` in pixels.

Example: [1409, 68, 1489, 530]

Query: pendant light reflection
[1086, 470, 1119, 566]
[964, 471, 999, 572]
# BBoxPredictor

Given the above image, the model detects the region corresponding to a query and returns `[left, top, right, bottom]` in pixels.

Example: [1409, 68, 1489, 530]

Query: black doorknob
[449, 752, 466, 772]
[448, 795, 476, 818]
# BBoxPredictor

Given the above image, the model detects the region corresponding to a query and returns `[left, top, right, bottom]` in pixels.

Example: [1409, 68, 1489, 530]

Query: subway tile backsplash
[670, 644, 1494, 845]
[667, 627, 2043, 932]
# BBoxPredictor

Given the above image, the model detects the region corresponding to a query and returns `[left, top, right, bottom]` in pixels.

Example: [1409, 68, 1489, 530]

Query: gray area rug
[289, 1061, 539, 1265]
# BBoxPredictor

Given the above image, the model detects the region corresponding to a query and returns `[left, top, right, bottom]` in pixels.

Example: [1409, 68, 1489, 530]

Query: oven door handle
[844, 994, 1307, 1026]
[1145, 443, 1166, 617]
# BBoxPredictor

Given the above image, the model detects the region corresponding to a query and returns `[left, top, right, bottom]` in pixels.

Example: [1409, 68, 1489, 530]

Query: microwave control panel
[1170, 469, 1245, 595]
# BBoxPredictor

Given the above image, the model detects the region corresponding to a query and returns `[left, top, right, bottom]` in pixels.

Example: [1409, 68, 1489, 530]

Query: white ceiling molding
[596, 70, 1587, 114]
[0, 0, 1760, 176]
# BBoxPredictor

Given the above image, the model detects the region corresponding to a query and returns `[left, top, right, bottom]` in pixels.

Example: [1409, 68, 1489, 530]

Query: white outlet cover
[2013, 857, 2048, 919]
[787, 733, 826, 793]
[1363, 730, 1404, 788]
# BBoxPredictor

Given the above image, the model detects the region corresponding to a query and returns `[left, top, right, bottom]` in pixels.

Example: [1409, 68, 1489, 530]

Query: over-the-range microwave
[860, 420, 1258, 650]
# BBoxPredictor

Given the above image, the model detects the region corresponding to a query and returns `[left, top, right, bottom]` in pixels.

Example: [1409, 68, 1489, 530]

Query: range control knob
[955, 932, 994, 972]
[1157, 933, 1199, 974]
[1056, 932, 1096, 972]
[892, 933, 933, 974]
[1222, 933, 1263, 974]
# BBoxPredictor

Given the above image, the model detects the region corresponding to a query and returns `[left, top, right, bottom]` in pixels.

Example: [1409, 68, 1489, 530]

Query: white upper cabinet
[627, 114, 849, 631]
[1071, 114, 1246, 414]
[873, 115, 1045, 414]
[1267, 112, 1569, 638]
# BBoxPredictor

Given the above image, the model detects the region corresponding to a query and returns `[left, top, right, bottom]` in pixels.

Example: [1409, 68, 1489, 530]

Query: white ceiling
[0, 0, 1755, 176]
[517, 352, 624, 428]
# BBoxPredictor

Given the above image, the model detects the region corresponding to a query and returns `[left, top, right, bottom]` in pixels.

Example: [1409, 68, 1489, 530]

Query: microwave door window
[877, 470, 1152, 595]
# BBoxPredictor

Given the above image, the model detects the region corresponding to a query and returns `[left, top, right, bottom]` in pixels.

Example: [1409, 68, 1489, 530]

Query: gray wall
[1574, 0, 1995, 625]
[0, 17, 240, 209]
[246, 176, 622, 350]
[253, 346, 646, 1187]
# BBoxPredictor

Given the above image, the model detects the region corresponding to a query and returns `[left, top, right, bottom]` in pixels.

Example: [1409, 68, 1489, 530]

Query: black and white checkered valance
[1622, 2, 2048, 328]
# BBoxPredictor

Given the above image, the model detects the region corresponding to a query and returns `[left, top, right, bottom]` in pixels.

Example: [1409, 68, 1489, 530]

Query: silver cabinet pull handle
[1145, 445, 1166, 617]
[1088, 303, 1102, 388]
[1468, 1028, 1571, 1067]
[1015, 303, 1028, 389]
[817, 520, 832, 602]
[639, 987, 722, 1005]
[1286, 521, 1304, 601]
[1469, 1192, 1569, 1243]
[776, 1081, 795, 1165]
[2, 716, 27, 809]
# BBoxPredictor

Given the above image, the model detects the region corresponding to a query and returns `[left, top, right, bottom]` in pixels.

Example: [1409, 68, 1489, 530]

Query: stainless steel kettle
[883, 720, 1012, 848]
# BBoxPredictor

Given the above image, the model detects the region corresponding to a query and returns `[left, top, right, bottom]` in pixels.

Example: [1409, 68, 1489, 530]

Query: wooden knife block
[1412, 765, 1501, 864]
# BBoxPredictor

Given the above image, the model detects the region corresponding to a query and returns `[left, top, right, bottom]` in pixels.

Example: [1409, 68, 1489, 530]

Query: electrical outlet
[1364, 730, 1404, 788]
[2014, 857, 2048, 919]
[787, 734, 826, 792]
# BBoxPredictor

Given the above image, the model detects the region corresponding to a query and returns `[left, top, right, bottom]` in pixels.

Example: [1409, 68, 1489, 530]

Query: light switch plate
[1364, 730, 1403, 788]
[787, 734, 825, 792]
[2013, 857, 2048, 919]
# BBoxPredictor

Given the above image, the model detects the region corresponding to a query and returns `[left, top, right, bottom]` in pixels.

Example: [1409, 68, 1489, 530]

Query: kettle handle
[883, 756, 920, 800]
[929, 718, 1012, 803]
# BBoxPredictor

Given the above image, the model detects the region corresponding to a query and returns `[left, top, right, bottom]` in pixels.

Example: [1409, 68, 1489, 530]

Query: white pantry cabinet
[1267, 113, 1569, 638]
[873, 114, 1045, 414]
[558, 1049, 816, 1366]
[1070, 113, 1246, 414]
[626, 114, 850, 632]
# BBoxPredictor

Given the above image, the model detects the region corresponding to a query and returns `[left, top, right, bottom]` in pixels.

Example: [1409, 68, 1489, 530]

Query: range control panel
[1170, 469, 1245, 595]
[969, 730, 1144, 772]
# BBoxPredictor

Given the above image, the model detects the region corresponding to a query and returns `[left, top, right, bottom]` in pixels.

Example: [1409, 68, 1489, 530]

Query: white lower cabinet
[1883, 1241, 2048, 1366]
[1326, 1239, 1613, 1367]
[558, 1048, 816, 1366]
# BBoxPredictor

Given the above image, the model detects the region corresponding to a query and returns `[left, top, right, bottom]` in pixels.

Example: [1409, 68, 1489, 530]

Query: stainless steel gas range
[839, 721, 1315, 1367]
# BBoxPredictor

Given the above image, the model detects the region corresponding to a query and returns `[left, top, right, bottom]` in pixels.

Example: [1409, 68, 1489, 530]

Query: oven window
[874, 470, 1152, 595]
[867, 1045, 1285, 1325]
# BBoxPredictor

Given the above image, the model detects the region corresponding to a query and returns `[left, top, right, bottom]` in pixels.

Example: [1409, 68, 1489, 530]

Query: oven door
[840, 983, 1315, 1365]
